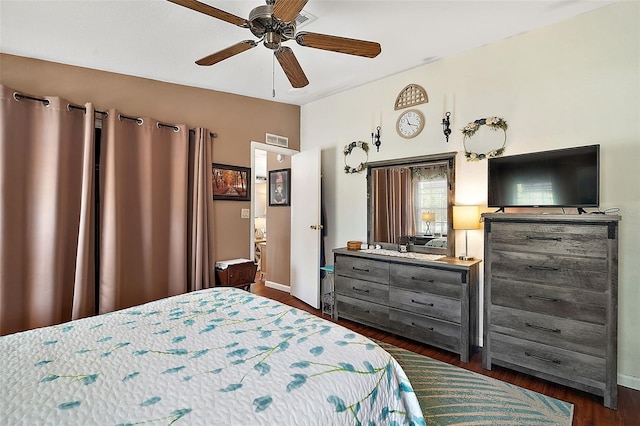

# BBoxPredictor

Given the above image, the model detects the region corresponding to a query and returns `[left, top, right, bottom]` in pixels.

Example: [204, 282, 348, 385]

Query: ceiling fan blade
[272, 0, 309, 23]
[196, 41, 258, 66]
[167, 0, 248, 28]
[275, 47, 309, 88]
[295, 32, 381, 58]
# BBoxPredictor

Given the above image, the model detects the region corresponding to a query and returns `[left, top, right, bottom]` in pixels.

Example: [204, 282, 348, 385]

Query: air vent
[295, 10, 317, 29]
[265, 133, 289, 148]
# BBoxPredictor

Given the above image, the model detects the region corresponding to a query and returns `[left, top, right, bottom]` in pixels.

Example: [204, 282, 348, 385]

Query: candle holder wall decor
[371, 126, 382, 152]
[442, 111, 451, 142]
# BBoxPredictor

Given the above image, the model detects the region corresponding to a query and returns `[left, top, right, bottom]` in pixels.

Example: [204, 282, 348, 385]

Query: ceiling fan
[167, 0, 382, 88]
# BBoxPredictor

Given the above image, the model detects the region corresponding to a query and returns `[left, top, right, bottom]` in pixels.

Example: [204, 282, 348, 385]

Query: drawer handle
[527, 265, 559, 272]
[526, 294, 559, 303]
[352, 287, 370, 293]
[352, 267, 370, 273]
[353, 306, 370, 314]
[525, 322, 561, 334]
[411, 277, 435, 283]
[411, 299, 434, 307]
[527, 236, 562, 242]
[525, 351, 561, 365]
[411, 322, 434, 331]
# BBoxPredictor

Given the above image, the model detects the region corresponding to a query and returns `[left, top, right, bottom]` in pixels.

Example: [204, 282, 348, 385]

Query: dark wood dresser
[482, 213, 621, 408]
[215, 259, 257, 290]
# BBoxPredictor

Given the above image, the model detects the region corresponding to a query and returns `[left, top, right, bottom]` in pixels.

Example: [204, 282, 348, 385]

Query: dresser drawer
[390, 287, 461, 323]
[337, 295, 389, 328]
[335, 255, 389, 284]
[390, 263, 462, 299]
[489, 221, 608, 258]
[335, 276, 389, 304]
[490, 333, 606, 388]
[490, 250, 608, 292]
[390, 309, 460, 353]
[491, 278, 607, 324]
[490, 305, 606, 357]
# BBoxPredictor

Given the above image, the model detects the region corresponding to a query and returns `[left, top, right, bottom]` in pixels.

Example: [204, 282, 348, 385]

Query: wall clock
[396, 109, 425, 139]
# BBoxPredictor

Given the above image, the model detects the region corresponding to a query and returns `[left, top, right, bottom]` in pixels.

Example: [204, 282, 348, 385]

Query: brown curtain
[99, 111, 188, 313]
[187, 129, 215, 292]
[373, 168, 415, 243]
[0, 85, 95, 335]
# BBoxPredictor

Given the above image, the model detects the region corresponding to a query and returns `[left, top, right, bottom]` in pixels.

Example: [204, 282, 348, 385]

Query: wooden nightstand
[215, 259, 257, 291]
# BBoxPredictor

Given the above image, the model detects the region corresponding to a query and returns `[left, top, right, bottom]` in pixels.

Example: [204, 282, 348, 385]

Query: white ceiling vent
[295, 10, 317, 29]
[265, 133, 289, 148]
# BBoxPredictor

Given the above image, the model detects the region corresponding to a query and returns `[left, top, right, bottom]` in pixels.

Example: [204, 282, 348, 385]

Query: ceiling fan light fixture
[264, 32, 282, 50]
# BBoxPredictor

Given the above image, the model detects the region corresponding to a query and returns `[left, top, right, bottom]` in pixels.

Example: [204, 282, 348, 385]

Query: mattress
[1, 287, 424, 425]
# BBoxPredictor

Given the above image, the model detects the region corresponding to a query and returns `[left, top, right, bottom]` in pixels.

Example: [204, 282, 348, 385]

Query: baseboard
[618, 373, 640, 391]
[265, 280, 291, 293]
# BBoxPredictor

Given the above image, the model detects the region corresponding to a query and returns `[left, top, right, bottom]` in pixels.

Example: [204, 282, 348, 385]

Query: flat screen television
[487, 144, 599, 210]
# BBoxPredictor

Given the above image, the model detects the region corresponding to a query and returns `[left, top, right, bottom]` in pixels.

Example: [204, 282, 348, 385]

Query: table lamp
[421, 211, 435, 235]
[453, 205, 480, 260]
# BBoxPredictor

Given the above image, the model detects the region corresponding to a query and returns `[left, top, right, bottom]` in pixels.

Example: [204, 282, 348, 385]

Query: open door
[290, 147, 321, 309]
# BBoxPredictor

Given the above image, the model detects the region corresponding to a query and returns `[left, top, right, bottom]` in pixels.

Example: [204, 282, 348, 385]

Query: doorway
[250, 142, 296, 292]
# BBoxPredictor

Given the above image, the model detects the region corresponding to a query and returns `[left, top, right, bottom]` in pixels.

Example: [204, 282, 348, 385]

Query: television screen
[487, 145, 599, 208]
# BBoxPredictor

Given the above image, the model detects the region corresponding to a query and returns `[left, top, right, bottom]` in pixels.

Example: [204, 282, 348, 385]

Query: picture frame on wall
[269, 168, 291, 206]
[212, 163, 251, 201]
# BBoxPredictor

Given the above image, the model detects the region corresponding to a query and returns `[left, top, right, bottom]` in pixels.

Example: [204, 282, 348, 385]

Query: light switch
[241, 208, 250, 218]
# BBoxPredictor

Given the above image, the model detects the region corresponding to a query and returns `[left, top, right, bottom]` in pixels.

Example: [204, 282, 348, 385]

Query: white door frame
[250, 142, 298, 291]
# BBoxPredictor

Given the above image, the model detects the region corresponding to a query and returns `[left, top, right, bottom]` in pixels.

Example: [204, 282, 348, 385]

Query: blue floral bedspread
[1, 288, 424, 425]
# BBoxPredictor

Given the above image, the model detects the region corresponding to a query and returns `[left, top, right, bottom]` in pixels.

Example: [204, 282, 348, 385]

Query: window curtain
[0, 85, 95, 335]
[99, 111, 188, 313]
[373, 168, 415, 244]
[187, 128, 215, 292]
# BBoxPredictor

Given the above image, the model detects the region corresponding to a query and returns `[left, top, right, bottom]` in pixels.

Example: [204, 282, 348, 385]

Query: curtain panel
[187, 128, 215, 292]
[0, 85, 95, 335]
[373, 168, 415, 244]
[99, 112, 189, 313]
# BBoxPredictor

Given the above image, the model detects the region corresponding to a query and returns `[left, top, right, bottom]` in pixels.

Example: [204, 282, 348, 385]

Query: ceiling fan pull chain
[272, 53, 276, 98]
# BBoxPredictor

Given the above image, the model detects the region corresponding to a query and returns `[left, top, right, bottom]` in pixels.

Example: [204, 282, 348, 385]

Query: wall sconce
[441, 111, 451, 142]
[371, 126, 382, 152]
[453, 205, 480, 260]
[421, 211, 435, 235]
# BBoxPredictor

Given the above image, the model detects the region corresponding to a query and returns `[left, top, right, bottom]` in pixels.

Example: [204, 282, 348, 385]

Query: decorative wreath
[344, 141, 369, 174]
[461, 117, 508, 161]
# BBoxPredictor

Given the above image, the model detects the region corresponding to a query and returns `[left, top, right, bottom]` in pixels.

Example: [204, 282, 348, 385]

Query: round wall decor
[344, 141, 369, 174]
[396, 109, 425, 139]
[461, 116, 508, 161]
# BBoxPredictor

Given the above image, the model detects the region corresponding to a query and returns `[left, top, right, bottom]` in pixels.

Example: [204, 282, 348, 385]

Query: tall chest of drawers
[482, 213, 620, 408]
[333, 248, 480, 362]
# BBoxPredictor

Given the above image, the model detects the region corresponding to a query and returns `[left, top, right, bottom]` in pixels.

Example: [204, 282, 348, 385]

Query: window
[412, 164, 448, 236]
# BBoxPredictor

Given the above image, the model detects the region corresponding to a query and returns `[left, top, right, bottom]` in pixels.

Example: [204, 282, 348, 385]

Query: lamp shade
[421, 212, 435, 222]
[453, 205, 481, 230]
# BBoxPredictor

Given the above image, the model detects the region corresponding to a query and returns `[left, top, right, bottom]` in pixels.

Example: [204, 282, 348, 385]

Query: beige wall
[0, 53, 300, 262]
[265, 152, 291, 286]
[301, 2, 640, 389]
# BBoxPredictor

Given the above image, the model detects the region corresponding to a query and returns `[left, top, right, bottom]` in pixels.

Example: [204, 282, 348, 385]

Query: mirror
[367, 152, 456, 257]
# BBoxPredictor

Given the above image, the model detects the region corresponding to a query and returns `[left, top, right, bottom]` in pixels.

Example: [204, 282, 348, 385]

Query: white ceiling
[0, 0, 615, 106]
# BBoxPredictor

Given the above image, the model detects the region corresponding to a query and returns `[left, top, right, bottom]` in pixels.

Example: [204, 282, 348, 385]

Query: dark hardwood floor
[252, 279, 640, 426]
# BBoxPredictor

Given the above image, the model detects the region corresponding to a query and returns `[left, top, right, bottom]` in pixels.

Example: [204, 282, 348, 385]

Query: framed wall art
[269, 168, 290, 206]
[212, 163, 251, 201]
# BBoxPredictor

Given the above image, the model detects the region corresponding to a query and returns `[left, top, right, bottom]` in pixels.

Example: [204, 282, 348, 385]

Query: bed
[1, 287, 424, 425]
